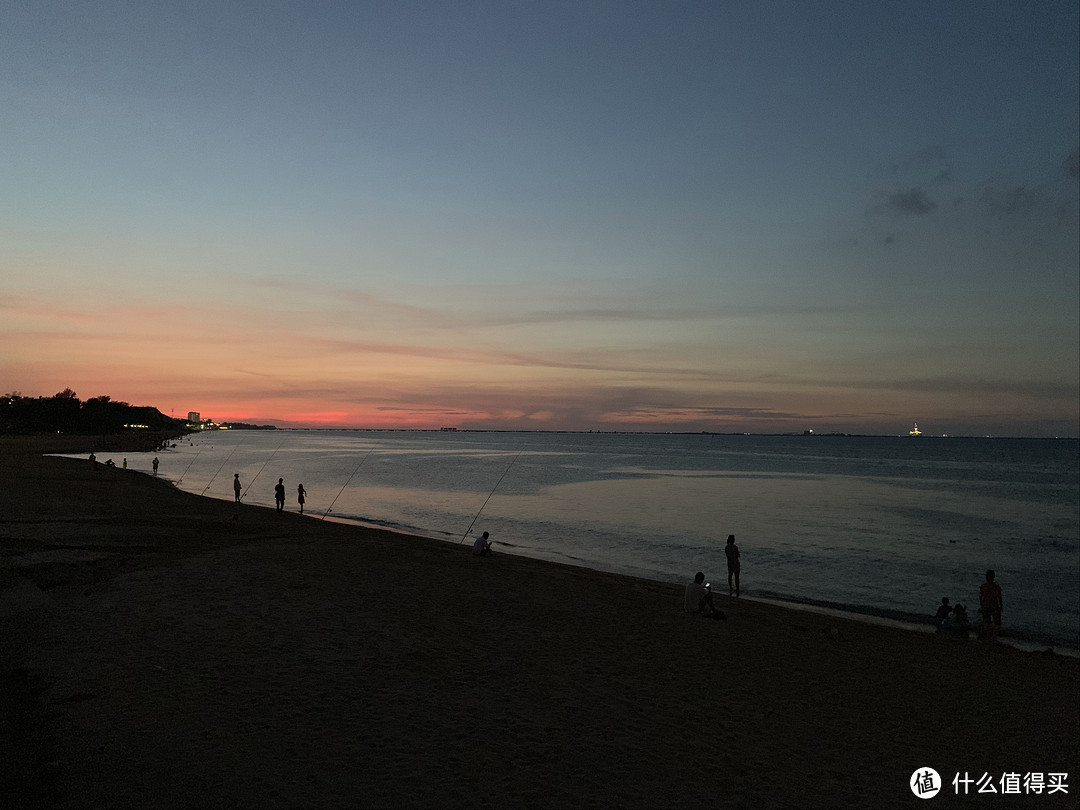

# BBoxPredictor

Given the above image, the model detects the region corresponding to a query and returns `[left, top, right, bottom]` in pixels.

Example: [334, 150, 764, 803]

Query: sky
[1, 1, 1077, 436]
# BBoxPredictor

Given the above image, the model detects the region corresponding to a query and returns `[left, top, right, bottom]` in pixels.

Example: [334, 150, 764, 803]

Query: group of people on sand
[89, 454, 160, 474]
[683, 534, 742, 620]
[934, 569, 1004, 640]
[232, 474, 307, 513]
[89, 453, 138, 470]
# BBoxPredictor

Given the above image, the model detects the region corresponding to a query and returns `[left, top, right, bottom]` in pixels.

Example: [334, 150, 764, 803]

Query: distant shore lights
[909, 422, 922, 437]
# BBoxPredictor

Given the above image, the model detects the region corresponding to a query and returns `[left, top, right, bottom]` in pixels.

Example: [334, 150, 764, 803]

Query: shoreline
[318, 508, 1080, 657]
[3, 450, 1078, 808]
[34, 435, 1080, 651]
[142, 460, 1078, 656]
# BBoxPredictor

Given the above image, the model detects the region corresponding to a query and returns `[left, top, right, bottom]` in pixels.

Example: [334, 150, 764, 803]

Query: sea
[93, 430, 1080, 650]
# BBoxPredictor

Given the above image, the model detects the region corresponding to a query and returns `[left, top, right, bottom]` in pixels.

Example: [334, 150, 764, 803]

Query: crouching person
[684, 572, 725, 619]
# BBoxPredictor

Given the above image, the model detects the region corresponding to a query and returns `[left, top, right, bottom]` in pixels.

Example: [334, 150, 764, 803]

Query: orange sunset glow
[2, 3, 1077, 436]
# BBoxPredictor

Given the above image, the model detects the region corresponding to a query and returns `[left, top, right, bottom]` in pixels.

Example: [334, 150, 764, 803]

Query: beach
[147, 429, 1080, 649]
[2, 443, 1077, 809]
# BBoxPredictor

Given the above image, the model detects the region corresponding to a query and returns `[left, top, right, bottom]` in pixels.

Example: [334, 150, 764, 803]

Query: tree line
[1, 389, 188, 435]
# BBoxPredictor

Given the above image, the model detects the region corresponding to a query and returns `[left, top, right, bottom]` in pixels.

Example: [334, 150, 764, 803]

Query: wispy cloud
[978, 181, 1073, 224]
[251, 278, 467, 330]
[882, 187, 938, 215]
[875, 375, 1078, 402]
[1064, 145, 1079, 180]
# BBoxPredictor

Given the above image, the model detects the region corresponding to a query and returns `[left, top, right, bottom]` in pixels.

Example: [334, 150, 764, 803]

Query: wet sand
[2, 445, 1077, 808]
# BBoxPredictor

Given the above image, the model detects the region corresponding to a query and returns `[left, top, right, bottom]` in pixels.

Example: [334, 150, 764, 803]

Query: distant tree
[47, 390, 81, 432]
[0, 389, 186, 435]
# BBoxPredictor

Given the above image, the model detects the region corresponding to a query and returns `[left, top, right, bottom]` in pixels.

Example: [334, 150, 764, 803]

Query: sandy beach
[2, 442, 1077, 809]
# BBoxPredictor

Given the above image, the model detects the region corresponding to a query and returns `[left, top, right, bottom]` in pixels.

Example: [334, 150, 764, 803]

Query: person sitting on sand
[942, 603, 970, 639]
[725, 534, 740, 597]
[979, 569, 1003, 629]
[953, 604, 971, 633]
[472, 531, 493, 556]
[933, 597, 951, 631]
[684, 572, 724, 619]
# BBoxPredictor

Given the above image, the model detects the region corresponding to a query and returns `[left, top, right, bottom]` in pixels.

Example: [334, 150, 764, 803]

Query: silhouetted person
[942, 603, 970, 639]
[152, 457, 159, 475]
[684, 572, 724, 618]
[472, 530, 492, 556]
[725, 534, 741, 596]
[934, 597, 951, 631]
[122, 458, 127, 469]
[979, 569, 1003, 638]
[233, 473, 242, 503]
[297, 483, 307, 514]
[89, 453, 98, 470]
[275, 478, 285, 512]
[105, 458, 115, 468]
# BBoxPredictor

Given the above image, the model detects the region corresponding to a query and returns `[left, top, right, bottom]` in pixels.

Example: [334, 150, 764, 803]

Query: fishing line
[321, 449, 374, 520]
[242, 438, 285, 500]
[202, 435, 246, 495]
[459, 449, 522, 544]
[176, 440, 207, 485]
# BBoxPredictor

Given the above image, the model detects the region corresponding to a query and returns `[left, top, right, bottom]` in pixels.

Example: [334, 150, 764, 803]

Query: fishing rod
[458, 449, 522, 544]
[202, 435, 246, 495]
[242, 438, 285, 500]
[321, 449, 374, 520]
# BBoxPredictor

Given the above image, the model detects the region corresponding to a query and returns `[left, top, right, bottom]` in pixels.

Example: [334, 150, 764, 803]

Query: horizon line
[210, 425, 1079, 440]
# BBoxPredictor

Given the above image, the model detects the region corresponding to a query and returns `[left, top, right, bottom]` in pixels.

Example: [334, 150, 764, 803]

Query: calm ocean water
[105, 430, 1079, 648]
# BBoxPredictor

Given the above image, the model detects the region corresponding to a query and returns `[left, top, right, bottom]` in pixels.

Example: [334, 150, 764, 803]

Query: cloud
[882, 187, 937, 215]
[977, 181, 1076, 226]
[295, 335, 723, 379]
[480, 307, 709, 327]
[596, 405, 807, 424]
[1064, 145, 1079, 180]
[878, 375, 1077, 402]
[980, 184, 1038, 218]
[251, 278, 467, 330]
[881, 147, 949, 178]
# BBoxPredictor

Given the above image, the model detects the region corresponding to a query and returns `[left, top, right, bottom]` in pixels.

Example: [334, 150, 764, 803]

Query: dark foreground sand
[2, 445, 1077, 809]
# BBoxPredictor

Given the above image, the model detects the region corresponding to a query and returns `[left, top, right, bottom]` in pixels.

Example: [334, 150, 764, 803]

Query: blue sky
[2, 1, 1077, 435]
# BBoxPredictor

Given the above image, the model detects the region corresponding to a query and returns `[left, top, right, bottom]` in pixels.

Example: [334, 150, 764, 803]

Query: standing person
[297, 483, 307, 514]
[979, 569, 1003, 638]
[274, 478, 286, 512]
[725, 534, 741, 597]
[233, 473, 242, 503]
[152, 457, 159, 475]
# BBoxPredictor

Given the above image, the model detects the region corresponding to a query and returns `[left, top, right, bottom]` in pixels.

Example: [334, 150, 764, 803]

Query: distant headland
[1, 389, 189, 454]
